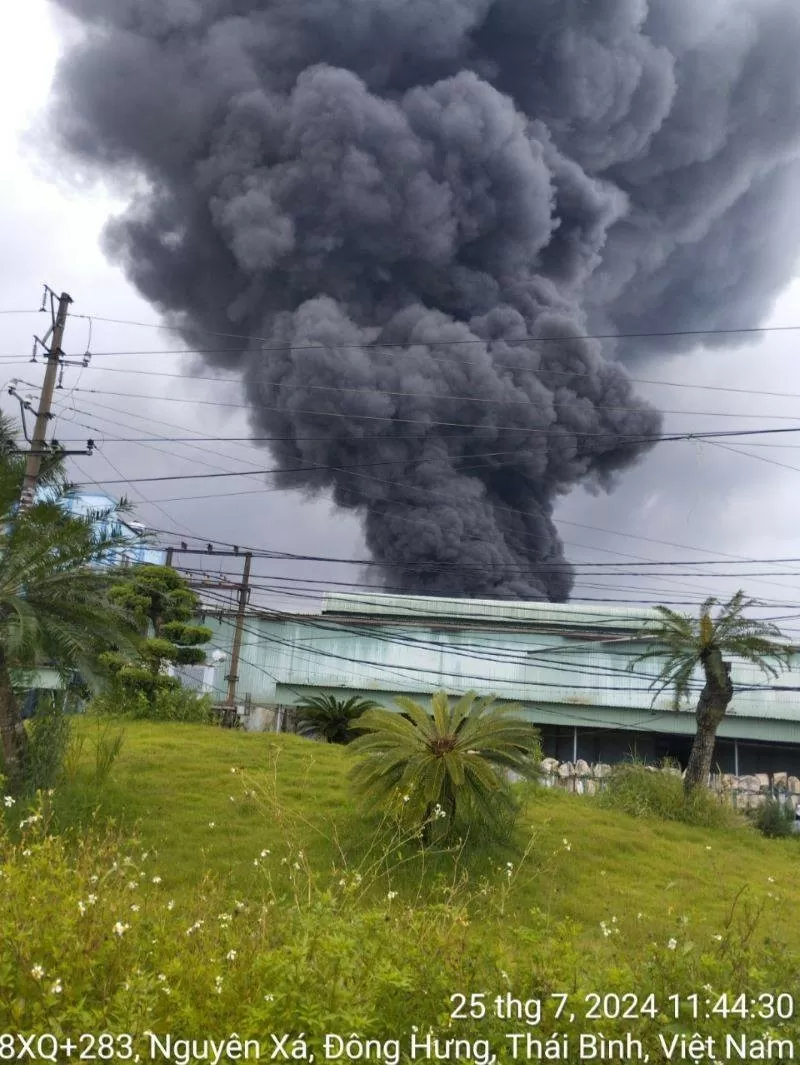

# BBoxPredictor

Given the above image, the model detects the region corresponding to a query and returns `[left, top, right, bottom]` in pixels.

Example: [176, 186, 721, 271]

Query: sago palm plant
[631, 591, 792, 794]
[294, 693, 379, 744]
[0, 421, 141, 790]
[349, 690, 541, 844]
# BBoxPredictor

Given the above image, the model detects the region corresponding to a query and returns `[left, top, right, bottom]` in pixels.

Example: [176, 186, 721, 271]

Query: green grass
[4, 717, 800, 1039]
[44, 718, 800, 956]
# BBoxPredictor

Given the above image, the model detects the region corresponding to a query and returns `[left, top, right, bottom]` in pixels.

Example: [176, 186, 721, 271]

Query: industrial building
[202, 592, 800, 776]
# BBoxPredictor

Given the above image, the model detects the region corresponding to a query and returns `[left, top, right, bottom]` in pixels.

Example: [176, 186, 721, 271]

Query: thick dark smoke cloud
[45, 0, 800, 599]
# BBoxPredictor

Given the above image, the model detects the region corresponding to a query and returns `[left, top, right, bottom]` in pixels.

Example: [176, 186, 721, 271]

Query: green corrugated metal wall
[201, 593, 800, 742]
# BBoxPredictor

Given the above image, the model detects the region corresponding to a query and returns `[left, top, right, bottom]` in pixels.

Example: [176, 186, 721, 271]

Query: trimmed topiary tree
[102, 566, 212, 708]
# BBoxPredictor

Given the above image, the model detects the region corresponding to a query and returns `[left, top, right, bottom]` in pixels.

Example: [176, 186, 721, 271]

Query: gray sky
[4, 1, 800, 634]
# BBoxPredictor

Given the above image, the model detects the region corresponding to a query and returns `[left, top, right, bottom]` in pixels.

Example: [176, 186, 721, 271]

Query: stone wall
[537, 757, 800, 810]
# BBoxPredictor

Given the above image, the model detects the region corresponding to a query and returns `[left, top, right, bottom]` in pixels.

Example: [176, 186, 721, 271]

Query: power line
[68, 312, 800, 349]
[61, 382, 800, 426]
[23, 360, 800, 418]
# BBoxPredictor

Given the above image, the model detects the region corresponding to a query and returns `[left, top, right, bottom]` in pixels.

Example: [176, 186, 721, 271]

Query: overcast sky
[4, 1, 800, 633]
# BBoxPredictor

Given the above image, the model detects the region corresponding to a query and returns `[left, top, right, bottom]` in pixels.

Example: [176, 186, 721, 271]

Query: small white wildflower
[230, 767, 238, 774]
[127, 881, 138, 890]
[166, 900, 175, 911]
[712, 934, 723, 941]
[3, 795, 15, 808]
[768, 876, 775, 883]
[402, 795, 410, 803]
[600, 870, 607, 877]
[280, 857, 288, 865]
[123, 857, 133, 866]
[208, 822, 215, 829]
[338, 878, 347, 887]
[636, 913, 643, 920]
[705, 845, 712, 851]
[89, 875, 99, 884]
[31, 965, 45, 980]
[87, 894, 97, 905]
[264, 993, 274, 1002]
[218, 913, 233, 924]
[157, 974, 167, 982]
[667, 938, 677, 950]
[703, 984, 713, 993]
[226, 949, 237, 961]
[611, 916, 617, 923]
[501, 970, 510, 982]
[293, 862, 301, 871]
[229, 796, 236, 803]
[50, 979, 63, 995]
[260, 849, 270, 858]
[78, 901, 87, 916]
[234, 900, 246, 912]
[141, 852, 149, 861]
[130, 904, 140, 913]
[253, 858, 260, 867]
[215, 975, 224, 994]
[387, 891, 398, 901]
[22, 849, 31, 857]
[113, 922, 130, 937]
[151, 876, 162, 885]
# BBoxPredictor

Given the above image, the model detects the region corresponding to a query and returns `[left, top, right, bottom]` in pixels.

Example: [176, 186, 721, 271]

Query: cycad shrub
[349, 690, 541, 846]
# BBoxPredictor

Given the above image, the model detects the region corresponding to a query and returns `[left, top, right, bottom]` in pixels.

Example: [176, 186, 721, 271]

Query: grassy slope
[53, 719, 799, 958]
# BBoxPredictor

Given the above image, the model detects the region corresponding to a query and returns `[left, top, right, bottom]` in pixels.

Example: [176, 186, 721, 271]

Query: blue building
[57, 492, 165, 567]
[202, 592, 800, 775]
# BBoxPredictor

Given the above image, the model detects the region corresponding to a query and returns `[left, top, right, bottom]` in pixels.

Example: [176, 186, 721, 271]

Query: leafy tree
[631, 591, 792, 795]
[102, 566, 212, 705]
[0, 418, 141, 790]
[293, 693, 379, 744]
[349, 690, 541, 844]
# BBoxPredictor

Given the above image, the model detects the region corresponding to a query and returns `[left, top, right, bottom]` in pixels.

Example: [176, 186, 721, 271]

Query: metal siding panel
[198, 609, 800, 739]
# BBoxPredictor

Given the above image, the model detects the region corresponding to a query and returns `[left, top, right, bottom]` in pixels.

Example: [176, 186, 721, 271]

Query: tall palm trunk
[683, 650, 733, 795]
[0, 648, 28, 791]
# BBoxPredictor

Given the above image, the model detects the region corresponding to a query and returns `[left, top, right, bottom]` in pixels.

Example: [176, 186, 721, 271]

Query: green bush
[598, 760, 743, 829]
[89, 685, 215, 724]
[752, 797, 797, 838]
[24, 692, 72, 793]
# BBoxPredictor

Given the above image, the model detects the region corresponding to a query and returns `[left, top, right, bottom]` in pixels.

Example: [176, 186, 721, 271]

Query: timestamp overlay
[2, 991, 799, 1063]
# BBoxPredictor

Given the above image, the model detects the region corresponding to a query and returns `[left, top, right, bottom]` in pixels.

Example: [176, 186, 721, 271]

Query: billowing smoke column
[46, 0, 800, 599]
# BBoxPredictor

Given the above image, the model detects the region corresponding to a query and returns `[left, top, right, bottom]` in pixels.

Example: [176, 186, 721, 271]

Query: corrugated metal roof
[322, 592, 660, 629]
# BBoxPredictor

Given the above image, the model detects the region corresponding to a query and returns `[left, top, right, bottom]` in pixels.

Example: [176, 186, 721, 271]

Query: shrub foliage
[349, 690, 541, 844]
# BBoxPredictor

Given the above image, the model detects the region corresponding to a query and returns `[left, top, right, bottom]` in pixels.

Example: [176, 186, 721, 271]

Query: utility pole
[164, 546, 253, 710]
[226, 550, 252, 707]
[19, 290, 73, 510]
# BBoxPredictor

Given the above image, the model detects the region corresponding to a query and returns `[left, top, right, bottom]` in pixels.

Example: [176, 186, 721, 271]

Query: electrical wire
[68, 312, 800, 349]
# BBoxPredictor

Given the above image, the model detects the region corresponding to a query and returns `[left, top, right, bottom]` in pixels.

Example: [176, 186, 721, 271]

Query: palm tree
[0, 423, 141, 790]
[293, 693, 379, 744]
[631, 592, 792, 795]
[349, 691, 540, 844]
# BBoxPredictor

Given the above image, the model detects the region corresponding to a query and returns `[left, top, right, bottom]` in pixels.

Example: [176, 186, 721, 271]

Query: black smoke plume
[45, 0, 800, 599]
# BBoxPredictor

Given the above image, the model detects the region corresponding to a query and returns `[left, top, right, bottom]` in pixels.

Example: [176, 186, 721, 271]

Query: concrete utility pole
[19, 290, 73, 510]
[164, 546, 253, 709]
[226, 550, 252, 707]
